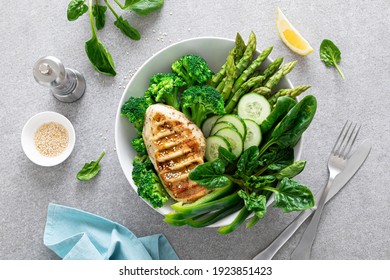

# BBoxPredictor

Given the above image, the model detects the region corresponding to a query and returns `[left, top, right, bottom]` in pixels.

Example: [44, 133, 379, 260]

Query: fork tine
[340, 123, 360, 159]
[332, 121, 351, 156]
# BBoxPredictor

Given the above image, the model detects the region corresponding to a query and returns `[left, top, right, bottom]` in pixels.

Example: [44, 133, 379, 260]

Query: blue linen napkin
[43, 203, 179, 260]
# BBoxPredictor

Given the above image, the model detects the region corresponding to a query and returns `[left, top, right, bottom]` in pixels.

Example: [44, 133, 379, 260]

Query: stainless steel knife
[253, 140, 372, 260]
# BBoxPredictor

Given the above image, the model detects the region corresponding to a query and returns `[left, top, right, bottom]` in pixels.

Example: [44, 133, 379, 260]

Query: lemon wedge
[276, 7, 314, 56]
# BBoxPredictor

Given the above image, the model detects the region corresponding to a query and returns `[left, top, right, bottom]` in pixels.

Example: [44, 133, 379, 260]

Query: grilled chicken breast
[143, 104, 209, 203]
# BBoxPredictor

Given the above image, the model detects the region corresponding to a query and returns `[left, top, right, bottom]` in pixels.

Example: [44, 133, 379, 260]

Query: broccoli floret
[132, 156, 168, 208]
[181, 85, 225, 127]
[144, 73, 186, 110]
[131, 136, 147, 155]
[121, 96, 151, 134]
[171, 54, 213, 86]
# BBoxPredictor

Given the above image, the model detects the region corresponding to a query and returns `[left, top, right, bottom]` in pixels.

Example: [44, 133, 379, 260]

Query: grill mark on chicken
[143, 104, 209, 202]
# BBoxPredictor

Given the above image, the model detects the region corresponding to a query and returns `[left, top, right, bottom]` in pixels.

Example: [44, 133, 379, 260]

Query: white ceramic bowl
[115, 37, 301, 226]
[21, 111, 76, 166]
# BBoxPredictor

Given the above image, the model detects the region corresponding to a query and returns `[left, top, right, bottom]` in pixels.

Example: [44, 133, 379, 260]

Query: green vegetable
[274, 160, 306, 180]
[180, 85, 225, 127]
[76, 151, 105, 181]
[266, 177, 314, 212]
[260, 96, 297, 134]
[67, 0, 88, 21]
[132, 154, 168, 208]
[144, 73, 186, 110]
[85, 0, 116, 76]
[105, 0, 141, 40]
[234, 31, 257, 79]
[238, 190, 267, 218]
[210, 32, 246, 87]
[224, 75, 265, 113]
[235, 146, 260, 178]
[172, 54, 214, 86]
[259, 95, 317, 154]
[221, 52, 236, 101]
[130, 136, 147, 155]
[68, 0, 163, 76]
[263, 61, 297, 91]
[320, 39, 345, 79]
[121, 96, 151, 134]
[232, 46, 273, 93]
[217, 206, 251, 234]
[92, 2, 107, 30]
[188, 158, 230, 189]
[268, 85, 310, 106]
[115, 0, 164, 16]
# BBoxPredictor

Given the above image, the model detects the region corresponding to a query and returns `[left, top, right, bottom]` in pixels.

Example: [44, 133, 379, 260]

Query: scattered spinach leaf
[320, 39, 345, 79]
[92, 2, 107, 30]
[67, 0, 88, 21]
[121, 0, 164, 15]
[114, 16, 141, 40]
[77, 151, 106, 181]
[85, 0, 116, 76]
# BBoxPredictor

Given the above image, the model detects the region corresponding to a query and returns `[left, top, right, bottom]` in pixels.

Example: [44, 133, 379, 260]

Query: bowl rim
[21, 111, 76, 167]
[114, 36, 302, 225]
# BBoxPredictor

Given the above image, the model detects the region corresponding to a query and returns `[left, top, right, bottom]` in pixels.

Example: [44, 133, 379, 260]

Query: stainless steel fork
[290, 121, 361, 260]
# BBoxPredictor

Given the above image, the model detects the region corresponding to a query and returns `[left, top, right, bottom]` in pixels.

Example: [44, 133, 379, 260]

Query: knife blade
[253, 139, 372, 260]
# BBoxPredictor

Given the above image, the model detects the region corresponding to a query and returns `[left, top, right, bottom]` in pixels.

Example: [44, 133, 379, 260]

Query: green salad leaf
[77, 151, 106, 181]
[320, 39, 345, 79]
[92, 3, 107, 30]
[67, 0, 88, 21]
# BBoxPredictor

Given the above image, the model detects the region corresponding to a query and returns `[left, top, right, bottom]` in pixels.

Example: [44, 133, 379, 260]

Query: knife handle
[252, 207, 315, 260]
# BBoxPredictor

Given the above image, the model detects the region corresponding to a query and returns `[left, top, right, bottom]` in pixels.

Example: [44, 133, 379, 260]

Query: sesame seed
[34, 122, 69, 157]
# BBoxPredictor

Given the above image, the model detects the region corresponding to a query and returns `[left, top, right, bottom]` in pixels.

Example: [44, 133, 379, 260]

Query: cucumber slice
[215, 114, 247, 139]
[210, 121, 236, 136]
[202, 115, 220, 137]
[205, 135, 231, 162]
[243, 119, 262, 150]
[214, 128, 244, 158]
[237, 93, 271, 125]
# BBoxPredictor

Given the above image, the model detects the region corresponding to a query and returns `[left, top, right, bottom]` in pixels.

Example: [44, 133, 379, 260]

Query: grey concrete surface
[0, 0, 389, 260]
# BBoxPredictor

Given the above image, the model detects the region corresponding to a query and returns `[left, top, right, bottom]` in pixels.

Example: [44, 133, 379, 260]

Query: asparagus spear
[234, 31, 257, 78]
[232, 46, 273, 93]
[224, 75, 265, 113]
[221, 52, 236, 101]
[210, 33, 246, 87]
[262, 57, 284, 81]
[251, 86, 271, 97]
[264, 60, 297, 90]
[268, 85, 311, 105]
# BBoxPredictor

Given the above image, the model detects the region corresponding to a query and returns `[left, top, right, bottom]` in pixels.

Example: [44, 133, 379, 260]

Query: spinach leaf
[244, 175, 277, 190]
[271, 177, 314, 213]
[236, 146, 260, 178]
[275, 160, 306, 180]
[123, 0, 164, 16]
[320, 39, 345, 79]
[77, 151, 106, 181]
[260, 96, 296, 135]
[260, 95, 317, 154]
[114, 16, 141, 40]
[218, 146, 237, 167]
[85, 0, 116, 76]
[258, 146, 294, 171]
[188, 159, 230, 189]
[67, 0, 88, 21]
[238, 190, 267, 218]
[92, 3, 107, 30]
